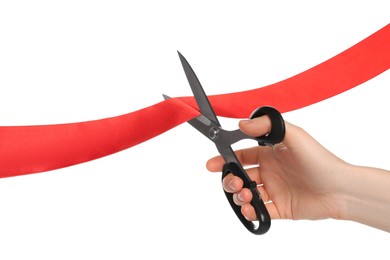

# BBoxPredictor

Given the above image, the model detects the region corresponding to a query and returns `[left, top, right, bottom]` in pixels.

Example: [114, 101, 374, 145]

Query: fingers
[206, 115, 282, 221]
[240, 115, 299, 149]
[206, 155, 225, 172]
[242, 201, 281, 220]
[206, 146, 262, 172]
[222, 173, 253, 206]
[222, 173, 243, 193]
[223, 174, 280, 220]
[239, 115, 272, 137]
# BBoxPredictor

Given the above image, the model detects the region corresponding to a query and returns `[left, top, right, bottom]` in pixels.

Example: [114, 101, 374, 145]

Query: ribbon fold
[1, 24, 389, 178]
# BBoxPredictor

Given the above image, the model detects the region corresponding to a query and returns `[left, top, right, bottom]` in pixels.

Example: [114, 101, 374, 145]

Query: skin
[206, 116, 390, 232]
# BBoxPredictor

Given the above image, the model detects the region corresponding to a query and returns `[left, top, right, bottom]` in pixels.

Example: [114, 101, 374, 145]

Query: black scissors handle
[250, 106, 285, 146]
[222, 162, 271, 234]
[221, 106, 285, 234]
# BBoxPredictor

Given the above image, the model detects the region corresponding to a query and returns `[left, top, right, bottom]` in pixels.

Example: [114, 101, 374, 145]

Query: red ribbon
[1, 24, 389, 178]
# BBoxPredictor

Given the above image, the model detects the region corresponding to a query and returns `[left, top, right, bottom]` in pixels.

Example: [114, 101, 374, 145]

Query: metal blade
[177, 51, 220, 126]
[162, 94, 171, 100]
[187, 115, 241, 165]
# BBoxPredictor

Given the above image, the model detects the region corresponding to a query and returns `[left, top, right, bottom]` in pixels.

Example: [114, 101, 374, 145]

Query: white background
[0, 1, 389, 259]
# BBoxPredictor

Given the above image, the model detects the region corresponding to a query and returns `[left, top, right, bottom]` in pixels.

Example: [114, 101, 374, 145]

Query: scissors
[164, 52, 286, 234]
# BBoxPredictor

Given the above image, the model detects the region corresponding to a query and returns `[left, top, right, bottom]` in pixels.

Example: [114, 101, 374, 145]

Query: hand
[206, 116, 348, 221]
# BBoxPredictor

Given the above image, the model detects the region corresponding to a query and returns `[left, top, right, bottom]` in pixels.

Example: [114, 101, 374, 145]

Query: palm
[244, 132, 343, 220]
[210, 122, 344, 221]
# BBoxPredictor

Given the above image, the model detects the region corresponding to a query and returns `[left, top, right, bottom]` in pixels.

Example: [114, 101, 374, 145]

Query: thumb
[238, 115, 272, 137]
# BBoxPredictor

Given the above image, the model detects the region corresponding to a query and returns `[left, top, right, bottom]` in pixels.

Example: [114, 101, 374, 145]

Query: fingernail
[244, 214, 251, 221]
[239, 119, 252, 125]
[228, 179, 236, 192]
[237, 192, 244, 202]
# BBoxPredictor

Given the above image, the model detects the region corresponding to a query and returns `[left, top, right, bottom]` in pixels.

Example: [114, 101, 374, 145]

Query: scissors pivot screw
[209, 127, 219, 140]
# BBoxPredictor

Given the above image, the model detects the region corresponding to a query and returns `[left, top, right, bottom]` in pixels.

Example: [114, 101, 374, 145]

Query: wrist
[324, 163, 354, 221]
[331, 164, 358, 221]
[335, 164, 390, 231]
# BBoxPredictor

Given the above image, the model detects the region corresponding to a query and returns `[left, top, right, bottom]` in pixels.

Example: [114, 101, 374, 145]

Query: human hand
[206, 116, 349, 221]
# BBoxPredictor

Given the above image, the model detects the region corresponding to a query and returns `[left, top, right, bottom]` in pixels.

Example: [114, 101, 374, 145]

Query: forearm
[340, 165, 390, 232]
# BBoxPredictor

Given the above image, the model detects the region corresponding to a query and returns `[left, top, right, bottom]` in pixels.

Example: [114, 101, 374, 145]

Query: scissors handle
[250, 106, 285, 146]
[222, 162, 271, 234]
[221, 106, 284, 234]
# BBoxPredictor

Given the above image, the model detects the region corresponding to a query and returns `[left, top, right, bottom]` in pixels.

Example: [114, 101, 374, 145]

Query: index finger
[206, 146, 261, 172]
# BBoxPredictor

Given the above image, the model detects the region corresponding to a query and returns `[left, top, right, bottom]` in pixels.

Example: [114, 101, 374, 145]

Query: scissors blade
[163, 94, 214, 138]
[177, 51, 221, 126]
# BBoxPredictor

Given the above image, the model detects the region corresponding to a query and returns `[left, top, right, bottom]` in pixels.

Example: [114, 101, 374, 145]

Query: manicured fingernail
[237, 192, 244, 202]
[228, 179, 236, 192]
